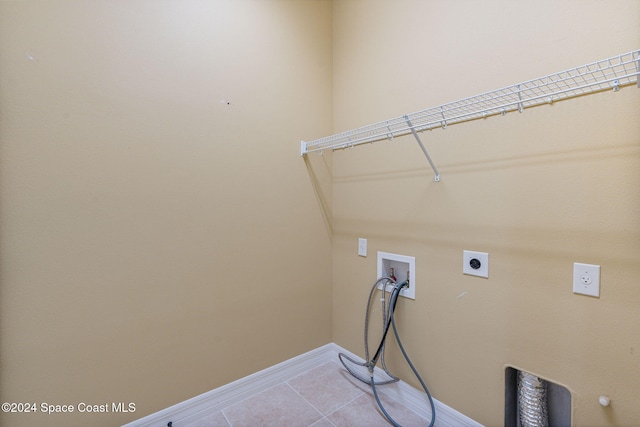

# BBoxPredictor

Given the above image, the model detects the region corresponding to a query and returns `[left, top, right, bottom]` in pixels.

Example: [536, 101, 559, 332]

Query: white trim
[122, 343, 483, 427]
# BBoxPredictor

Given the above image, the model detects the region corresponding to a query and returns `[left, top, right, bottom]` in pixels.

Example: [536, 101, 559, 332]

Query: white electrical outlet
[463, 250, 489, 278]
[358, 238, 367, 257]
[573, 262, 600, 297]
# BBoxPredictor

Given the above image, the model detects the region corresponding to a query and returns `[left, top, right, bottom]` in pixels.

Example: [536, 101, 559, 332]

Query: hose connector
[396, 280, 409, 291]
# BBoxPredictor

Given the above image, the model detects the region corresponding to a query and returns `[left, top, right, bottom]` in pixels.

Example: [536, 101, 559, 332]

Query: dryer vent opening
[505, 367, 571, 427]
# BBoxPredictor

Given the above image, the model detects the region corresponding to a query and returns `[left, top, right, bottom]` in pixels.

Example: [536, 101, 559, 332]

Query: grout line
[285, 361, 368, 424]
[322, 388, 367, 419]
[309, 416, 336, 427]
[220, 409, 233, 427]
[284, 383, 326, 425]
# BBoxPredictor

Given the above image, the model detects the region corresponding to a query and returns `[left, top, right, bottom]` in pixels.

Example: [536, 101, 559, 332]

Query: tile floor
[184, 361, 431, 427]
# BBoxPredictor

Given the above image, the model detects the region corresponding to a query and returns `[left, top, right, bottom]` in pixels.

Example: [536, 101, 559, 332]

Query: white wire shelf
[300, 50, 639, 181]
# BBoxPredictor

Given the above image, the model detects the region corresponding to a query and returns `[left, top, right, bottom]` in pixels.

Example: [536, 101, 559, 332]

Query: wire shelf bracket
[300, 49, 640, 182]
[405, 115, 440, 182]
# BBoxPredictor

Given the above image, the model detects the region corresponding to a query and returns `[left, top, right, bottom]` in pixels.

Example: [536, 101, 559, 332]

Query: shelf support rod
[405, 115, 440, 182]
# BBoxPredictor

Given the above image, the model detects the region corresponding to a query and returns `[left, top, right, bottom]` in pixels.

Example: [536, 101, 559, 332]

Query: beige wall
[331, 1, 640, 426]
[2, 1, 639, 427]
[0, 1, 332, 426]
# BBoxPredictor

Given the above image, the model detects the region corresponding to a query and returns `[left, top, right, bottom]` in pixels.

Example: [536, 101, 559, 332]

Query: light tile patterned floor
[185, 361, 431, 427]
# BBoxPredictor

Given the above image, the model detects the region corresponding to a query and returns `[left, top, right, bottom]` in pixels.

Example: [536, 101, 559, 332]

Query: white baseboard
[122, 343, 483, 427]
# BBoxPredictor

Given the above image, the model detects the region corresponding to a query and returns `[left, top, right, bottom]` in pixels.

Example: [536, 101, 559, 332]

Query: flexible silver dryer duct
[518, 371, 549, 427]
